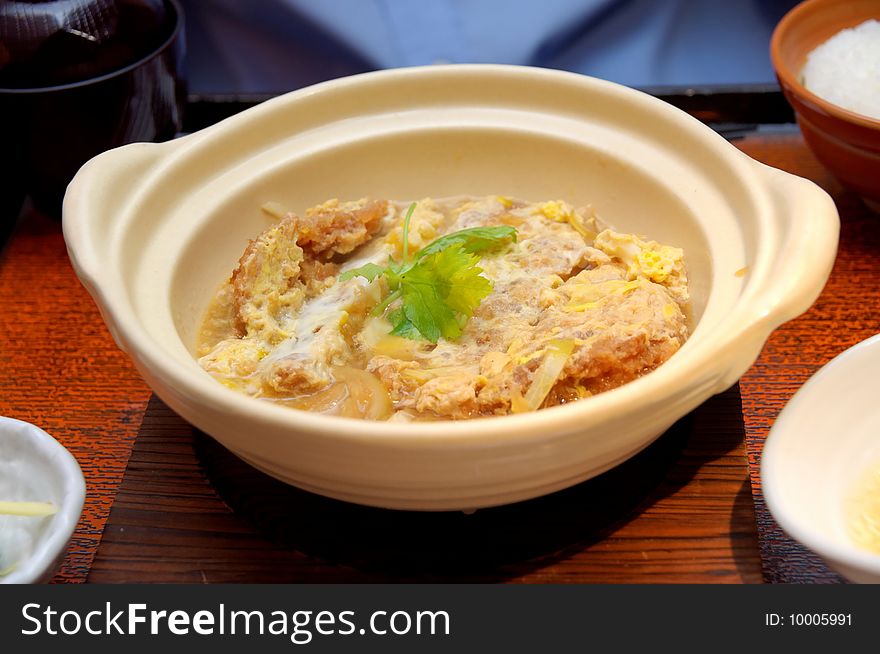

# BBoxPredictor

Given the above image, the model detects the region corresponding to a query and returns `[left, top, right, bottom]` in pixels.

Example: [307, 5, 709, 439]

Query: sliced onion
[278, 382, 349, 415]
[260, 201, 288, 220]
[330, 366, 393, 420]
[567, 213, 596, 241]
[521, 339, 575, 412]
[269, 366, 392, 420]
[509, 385, 530, 414]
[0, 563, 18, 577]
[360, 316, 426, 360]
[0, 501, 57, 517]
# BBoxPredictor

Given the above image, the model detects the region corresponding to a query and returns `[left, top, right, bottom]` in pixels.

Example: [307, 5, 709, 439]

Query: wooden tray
[88, 388, 762, 583]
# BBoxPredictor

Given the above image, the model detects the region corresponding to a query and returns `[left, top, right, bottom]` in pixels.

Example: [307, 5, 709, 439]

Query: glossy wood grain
[0, 211, 152, 583]
[736, 131, 878, 583]
[88, 389, 761, 583]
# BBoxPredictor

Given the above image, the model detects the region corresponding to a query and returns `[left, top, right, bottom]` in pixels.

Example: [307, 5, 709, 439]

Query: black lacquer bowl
[0, 0, 186, 219]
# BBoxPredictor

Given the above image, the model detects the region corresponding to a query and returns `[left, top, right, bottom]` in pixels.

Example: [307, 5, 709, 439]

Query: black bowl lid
[0, 0, 170, 89]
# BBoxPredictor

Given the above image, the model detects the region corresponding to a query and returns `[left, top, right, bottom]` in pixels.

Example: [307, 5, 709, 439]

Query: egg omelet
[197, 196, 690, 420]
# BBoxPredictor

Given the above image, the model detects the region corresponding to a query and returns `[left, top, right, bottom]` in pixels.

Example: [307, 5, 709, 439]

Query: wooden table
[0, 127, 876, 584]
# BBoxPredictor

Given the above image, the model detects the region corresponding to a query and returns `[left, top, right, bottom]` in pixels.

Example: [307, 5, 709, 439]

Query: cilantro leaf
[399, 273, 458, 342]
[417, 245, 492, 318]
[415, 225, 517, 260]
[387, 245, 492, 343]
[339, 262, 386, 282]
[387, 307, 422, 339]
[340, 201, 516, 343]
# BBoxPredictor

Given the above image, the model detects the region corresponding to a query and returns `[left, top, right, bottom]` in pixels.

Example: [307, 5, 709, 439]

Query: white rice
[801, 19, 880, 120]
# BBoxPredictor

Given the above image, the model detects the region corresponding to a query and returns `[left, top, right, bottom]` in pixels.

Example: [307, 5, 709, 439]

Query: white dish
[0, 417, 85, 584]
[63, 64, 838, 510]
[762, 333, 880, 583]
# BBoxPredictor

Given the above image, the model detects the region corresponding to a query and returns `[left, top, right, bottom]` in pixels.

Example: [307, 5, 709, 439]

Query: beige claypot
[63, 65, 838, 510]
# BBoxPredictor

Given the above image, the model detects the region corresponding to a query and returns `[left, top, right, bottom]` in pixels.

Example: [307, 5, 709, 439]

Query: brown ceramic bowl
[771, 0, 880, 211]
